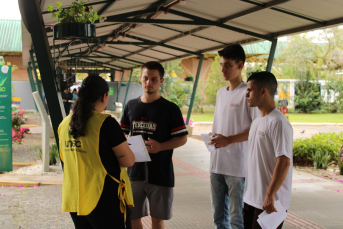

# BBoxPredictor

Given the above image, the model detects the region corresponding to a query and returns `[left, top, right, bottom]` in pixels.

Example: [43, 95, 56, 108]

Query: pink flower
[33, 186, 39, 188]
[18, 185, 23, 188]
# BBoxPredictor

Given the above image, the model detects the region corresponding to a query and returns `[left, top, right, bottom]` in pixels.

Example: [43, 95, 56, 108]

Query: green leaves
[47, 0, 105, 24]
[293, 132, 343, 168]
[47, 4, 54, 12]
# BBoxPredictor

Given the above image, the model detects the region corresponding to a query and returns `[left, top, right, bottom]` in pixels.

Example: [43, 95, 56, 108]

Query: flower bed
[12, 105, 29, 143]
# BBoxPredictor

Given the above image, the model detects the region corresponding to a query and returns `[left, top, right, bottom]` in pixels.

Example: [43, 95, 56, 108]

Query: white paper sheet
[257, 200, 287, 229]
[201, 134, 216, 152]
[127, 135, 151, 162]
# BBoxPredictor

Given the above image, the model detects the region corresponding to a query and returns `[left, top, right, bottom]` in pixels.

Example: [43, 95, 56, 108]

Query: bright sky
[0, 0, 21, 19]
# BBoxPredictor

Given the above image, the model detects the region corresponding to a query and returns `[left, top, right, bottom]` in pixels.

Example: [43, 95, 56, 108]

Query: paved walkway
[1, 137, 343, 228]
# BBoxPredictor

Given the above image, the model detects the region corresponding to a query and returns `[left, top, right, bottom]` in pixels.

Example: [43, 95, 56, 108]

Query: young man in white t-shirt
[209, 44, 260, 229]
[244, 71, 293, 229]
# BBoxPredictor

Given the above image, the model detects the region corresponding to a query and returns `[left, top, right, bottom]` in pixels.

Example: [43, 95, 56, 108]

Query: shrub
[12, 105, 29, 143]
[293, 132, 343, 168]
[39, 143, 60, 166]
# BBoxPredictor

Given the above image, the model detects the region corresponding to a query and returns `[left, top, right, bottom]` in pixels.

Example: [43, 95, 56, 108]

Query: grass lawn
[183, 110, 343, 123]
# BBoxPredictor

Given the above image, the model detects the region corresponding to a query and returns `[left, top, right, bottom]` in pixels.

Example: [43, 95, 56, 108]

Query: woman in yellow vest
[58, 74, 135, 228]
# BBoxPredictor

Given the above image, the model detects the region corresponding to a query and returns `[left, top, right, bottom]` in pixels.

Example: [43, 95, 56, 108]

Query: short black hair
[141, 61, 165, 79]
[247, 71, 277, 97]
[218, 44, 246, 64]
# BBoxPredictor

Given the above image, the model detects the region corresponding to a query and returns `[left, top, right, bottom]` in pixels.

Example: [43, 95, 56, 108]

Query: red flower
[85, 6, 89, 12]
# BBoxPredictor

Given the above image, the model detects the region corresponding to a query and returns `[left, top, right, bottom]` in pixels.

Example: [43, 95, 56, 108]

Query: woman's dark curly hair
[69, 74, 109, 138]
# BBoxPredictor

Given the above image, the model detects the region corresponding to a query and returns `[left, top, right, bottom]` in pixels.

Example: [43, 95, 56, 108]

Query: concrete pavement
[1, 137, 343, 228]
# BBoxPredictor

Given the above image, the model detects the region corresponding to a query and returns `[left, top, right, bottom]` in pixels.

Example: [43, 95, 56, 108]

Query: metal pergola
[19, 0, 343, 147]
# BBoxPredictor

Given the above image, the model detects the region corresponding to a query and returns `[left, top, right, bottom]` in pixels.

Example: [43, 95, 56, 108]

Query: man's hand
[145, 138, 162, 154]
[262, 194, 277, 214]
[208, 133, 232, 148]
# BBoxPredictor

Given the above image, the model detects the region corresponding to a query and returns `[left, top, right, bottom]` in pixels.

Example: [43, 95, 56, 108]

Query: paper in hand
[257, 200, 287, 229]
[127, 135, 151, 162]
[201, 134, 216, 152]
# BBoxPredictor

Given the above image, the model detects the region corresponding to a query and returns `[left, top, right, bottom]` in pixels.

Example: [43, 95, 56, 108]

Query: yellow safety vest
[58, 111, 133, 227]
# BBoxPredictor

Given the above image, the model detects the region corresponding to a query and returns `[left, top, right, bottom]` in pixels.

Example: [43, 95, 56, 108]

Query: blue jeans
[210, 173, 245, 229]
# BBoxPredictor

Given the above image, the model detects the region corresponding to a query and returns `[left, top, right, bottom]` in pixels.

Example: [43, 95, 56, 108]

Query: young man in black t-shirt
[120, 61, 188, 229]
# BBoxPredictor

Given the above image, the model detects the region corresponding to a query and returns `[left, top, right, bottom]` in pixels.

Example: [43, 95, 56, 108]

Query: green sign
[109, 87, 114, 96]
[0, 65, 12, 172]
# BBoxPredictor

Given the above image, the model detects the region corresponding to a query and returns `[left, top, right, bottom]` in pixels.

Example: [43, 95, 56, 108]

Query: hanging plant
[47, 0, 106, 24]
[47, 0, 107, 39]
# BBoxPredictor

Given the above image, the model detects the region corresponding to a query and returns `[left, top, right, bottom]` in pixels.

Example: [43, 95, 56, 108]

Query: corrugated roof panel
[168, 35, 221, 51]
[139, 49, 176, 60]
[230, 8, 314, 34]
[130, 24, 180, 42]
[279, 0, 343, 21]
[0, 19, 22, 52]
[192, 27, 251, 45]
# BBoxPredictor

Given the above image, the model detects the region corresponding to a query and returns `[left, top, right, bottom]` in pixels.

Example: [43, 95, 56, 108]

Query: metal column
[27, 65, 38, 112]
[19, 0, 64, 147]
[123, 70, 133, 108]
[266, 38, 278, 72]
[29, 50, 43, 103]
[117, 70, 124, 102]
[186, 55, 204, 125]
[27, 65, 36, 93]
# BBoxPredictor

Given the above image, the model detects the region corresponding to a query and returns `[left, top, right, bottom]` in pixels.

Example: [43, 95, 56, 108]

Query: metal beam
[266, 38, 278, 72]
[127, 38, 260, 70]
[106, 46, 163, 61]
[222, 0, 290, 22]
[106, 8, 158, 20]
[153, 24, 227, 45]
[186, 55, 204, 125]
[46, 22, 120, 35]
[110, 1, 278, 60]
[168, 9, 273, 41]
[97, 51, 145, 64]
[125, 34, 201, 56]
[88, 58, 129, 70]
[123, 70, 133, 108]
[240, 0, 326, 25]
[19, 0, 64, 148]
[106, 18, 219, 26]
[49, 39, 170, 49]
[98, 0, 117, 15]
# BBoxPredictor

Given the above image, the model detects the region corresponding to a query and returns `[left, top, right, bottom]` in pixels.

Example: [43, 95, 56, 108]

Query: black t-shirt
[120, 96, 188, 187]
[99, 116, 127, 179]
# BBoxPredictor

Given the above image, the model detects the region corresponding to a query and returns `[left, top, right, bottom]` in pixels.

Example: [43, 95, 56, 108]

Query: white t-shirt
[244, 108, 293, 210]
[210, 82, 260, 177]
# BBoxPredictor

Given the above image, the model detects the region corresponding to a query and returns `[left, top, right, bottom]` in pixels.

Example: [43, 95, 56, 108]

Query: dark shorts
[243, 203, 285, 229]
[130, 181, 173, 220]
[70, 176, 132, 229]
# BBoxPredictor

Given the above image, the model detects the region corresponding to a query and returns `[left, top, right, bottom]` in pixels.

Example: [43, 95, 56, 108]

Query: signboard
[0, 65, 12, 172]
[109, 87, 114, 96]
[12, 97, 21, 105]
[278, 99, 288, 107]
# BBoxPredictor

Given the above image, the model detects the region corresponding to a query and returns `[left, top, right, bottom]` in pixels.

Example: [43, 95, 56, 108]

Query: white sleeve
[270, 120, 293, 159]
